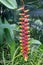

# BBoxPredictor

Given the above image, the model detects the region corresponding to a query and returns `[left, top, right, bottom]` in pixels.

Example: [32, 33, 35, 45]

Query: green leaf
[39, 44, 43, 53]
[0, 18, 4, 44]
[2, 51, 6, 65]
[4, 28, 13, 44]
[11, 46, 19, 65]
[0, 0, 17, 9]
[1, 19, 18, 40]
[10, 41, 16, 59]
[35, 19, 42, 26]
[0, 28, 4, 44]
[30, 38, 41, 45]
[0, 19, 18, 44]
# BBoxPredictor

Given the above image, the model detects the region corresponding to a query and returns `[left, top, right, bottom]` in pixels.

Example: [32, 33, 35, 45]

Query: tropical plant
[0, 0, 43, 65]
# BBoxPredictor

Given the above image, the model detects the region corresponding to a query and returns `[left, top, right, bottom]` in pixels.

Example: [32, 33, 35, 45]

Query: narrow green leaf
[0, 18, 4, 44]
[2, 51, 6, 65]
[10, 41, 16, 58]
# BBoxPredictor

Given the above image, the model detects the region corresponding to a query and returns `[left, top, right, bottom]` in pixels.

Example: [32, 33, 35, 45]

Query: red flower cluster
[19, 6, 30, 61]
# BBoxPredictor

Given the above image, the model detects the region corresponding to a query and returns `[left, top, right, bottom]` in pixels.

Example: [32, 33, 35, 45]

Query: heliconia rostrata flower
[19, 6, 30, 61]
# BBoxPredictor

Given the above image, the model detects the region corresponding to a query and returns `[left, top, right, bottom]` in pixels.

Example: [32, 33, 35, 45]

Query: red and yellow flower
[19, 6, 30, 61]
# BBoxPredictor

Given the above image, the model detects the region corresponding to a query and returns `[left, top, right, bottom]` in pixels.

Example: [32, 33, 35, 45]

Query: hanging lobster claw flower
[19, 6, 30, 61]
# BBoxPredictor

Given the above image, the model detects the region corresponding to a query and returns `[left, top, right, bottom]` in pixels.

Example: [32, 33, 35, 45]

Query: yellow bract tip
[24, 56, 28, 61]
[20, 40, 22, 42]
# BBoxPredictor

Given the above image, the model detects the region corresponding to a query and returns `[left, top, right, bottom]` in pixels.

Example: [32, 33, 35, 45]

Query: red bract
[19, 18, 25, 21]
[19, 6, 30, 61]
[24, 23, 29, 27]
[24, 36, 28, 39]
[24, 27, 29, 31]
[24, 10, 29, 13]
[20, 6, 24, 10]
[24, 15, 30, 18]
[20, 25, 24, 28]
[24, 32, 29, 35]
[24, 19, 28, 23]
[20, 30, 25, 33]
[20, 43, 28, 47]
[20, 33, 25, 36]
[19, 13, 25, 16]
[19, 22, 25, 25]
